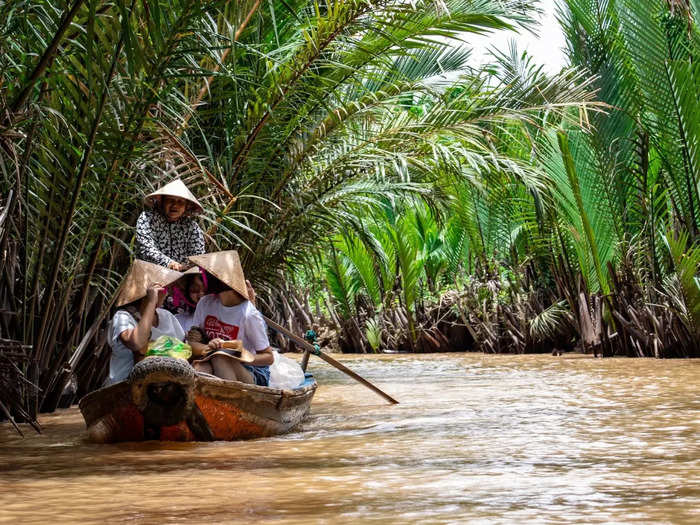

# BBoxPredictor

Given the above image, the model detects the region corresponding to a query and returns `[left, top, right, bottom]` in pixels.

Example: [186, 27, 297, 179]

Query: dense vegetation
[0, 0, 698, 424]
[279, 0, 700, 358]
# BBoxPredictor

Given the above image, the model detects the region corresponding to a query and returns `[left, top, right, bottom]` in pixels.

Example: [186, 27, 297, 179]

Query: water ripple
[1, 353, 698, 524]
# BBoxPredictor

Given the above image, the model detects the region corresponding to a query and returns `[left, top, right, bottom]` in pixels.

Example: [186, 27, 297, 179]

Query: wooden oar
[263, 316, 399, 405]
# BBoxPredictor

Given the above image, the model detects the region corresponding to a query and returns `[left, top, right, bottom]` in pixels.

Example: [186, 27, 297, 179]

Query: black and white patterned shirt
[135, 210, 205, 266]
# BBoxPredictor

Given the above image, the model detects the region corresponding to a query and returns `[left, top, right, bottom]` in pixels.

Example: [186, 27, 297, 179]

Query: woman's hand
[145, 283, 165, 305]
[119, 289, 161, 353]
[168, 261, 185, 271]
[208, 338, 225, 350]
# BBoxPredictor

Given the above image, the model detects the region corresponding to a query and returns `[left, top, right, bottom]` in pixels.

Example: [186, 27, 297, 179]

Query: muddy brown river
[1, 354, 698, 524]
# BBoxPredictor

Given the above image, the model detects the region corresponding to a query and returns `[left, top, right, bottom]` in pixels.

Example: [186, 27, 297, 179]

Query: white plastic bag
[268, 350, 305, 389]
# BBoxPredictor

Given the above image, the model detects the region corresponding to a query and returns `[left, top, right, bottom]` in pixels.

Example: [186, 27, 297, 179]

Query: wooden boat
[79, 356, 317, 442]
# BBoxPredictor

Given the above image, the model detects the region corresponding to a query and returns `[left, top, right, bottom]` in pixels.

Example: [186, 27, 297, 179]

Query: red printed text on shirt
[204, 315, 239, 341]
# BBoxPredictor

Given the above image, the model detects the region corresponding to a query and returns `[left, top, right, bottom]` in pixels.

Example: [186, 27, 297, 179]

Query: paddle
[263, 316, 399, 405]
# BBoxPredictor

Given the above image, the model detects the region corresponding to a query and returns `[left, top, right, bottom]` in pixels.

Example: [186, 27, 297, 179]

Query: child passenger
[172, 269, 207, 332]
[136, 179, 205, 272]
[105, 260, 184, 385]
[186, 251, 273, 386]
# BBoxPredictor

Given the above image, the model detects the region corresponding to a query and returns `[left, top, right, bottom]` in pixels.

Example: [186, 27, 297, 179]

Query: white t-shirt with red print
[191, 294, 270, 354]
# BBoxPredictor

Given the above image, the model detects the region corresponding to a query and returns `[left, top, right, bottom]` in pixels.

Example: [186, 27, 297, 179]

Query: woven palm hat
[188, 250, 248, 300]
[144, 179, 203, 215]
[176, 265, 203, 282]
[116, 260, 184, 307]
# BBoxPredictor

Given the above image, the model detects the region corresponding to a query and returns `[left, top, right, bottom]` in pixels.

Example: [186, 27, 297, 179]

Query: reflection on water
[1, 354, 699, 524]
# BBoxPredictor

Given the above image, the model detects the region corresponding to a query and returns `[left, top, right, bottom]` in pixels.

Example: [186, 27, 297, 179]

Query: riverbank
[285, 280, 699, 359]
[2, 353, 698, 524]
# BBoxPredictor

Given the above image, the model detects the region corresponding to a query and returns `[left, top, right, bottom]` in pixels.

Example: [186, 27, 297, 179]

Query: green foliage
[365, 317, 382, 353]
[1, 0, 697, 381]
[314, 0, 700, 353]
[664, 230, 700, 337]
[325, 246, 358, 319]
[529, 300, 568, 342]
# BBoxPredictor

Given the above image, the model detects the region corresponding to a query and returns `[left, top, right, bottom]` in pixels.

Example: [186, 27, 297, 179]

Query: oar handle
[263, 316, 399, 405]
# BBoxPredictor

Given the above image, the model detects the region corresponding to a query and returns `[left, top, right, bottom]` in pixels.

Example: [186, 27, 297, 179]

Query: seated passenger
[186, 251, 273, 386]
[106, 260, 184, 385]
[172, 269, 207, 332]
[136, 179, 205, 272]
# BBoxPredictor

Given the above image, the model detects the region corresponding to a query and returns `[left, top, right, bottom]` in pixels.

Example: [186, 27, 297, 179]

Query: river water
[1, 354, 698, 524]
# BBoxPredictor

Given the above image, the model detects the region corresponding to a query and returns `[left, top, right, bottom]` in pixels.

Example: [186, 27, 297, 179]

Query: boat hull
[79, 364, 317, 443]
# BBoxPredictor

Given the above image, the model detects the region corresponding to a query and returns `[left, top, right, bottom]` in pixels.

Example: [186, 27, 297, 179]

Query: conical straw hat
[116, 260, 184, 307]
[188, 250, 248, 300]
[144, 179, 203, 215]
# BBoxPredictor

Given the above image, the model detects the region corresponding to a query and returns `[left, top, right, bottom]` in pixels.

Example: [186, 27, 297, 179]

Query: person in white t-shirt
[106, 260, 185, 385]
[187, 251, 273, 386]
